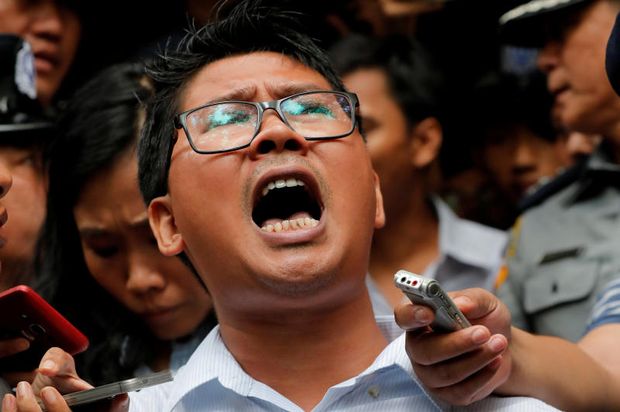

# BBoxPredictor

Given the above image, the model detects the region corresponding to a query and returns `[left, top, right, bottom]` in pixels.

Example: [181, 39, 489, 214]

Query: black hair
[469, 71, 556, 146]
[137, 0, 347, 204]
[329, 34, 444, 127]
[34, 62, 158, 384]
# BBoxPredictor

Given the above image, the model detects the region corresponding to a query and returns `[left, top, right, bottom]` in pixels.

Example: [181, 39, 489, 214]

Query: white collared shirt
[368, 198, 507, 317]
[129, 317, 556, 411]
[429, 197, 507, 292]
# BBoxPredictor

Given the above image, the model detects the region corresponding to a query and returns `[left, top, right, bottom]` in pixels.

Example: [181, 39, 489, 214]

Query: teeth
[261, 178, 306, 197]
[261, 218, 319, 232]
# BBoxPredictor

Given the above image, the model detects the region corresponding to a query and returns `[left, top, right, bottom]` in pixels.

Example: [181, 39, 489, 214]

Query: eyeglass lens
[185, 92, 353, 152]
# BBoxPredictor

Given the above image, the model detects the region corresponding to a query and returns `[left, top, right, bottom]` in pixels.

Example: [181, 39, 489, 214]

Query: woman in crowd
[35, 62, 214, 385]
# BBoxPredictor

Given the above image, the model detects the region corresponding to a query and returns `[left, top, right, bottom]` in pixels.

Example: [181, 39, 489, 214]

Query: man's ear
[148, 195, 185, 256]
[409, 117, 442, 169]
[373, 171, 386, 229]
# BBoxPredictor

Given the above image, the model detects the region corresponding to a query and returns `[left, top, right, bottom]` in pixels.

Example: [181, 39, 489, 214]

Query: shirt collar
[570, 141, 620, 203]
[166, 323, 445, 411]
[433, 196, 506, 271]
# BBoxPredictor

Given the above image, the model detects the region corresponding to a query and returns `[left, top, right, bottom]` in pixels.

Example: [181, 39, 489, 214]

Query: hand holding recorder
[393, 270, 512, 405]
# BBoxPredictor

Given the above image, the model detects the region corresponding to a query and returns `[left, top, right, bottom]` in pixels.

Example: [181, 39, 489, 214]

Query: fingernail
[41, 387, 59, 405]
[414, 308, 431, 323]
[41, 360, 56, 370]
[16, 381, 33, 398]
[471, 327, 489, 344]
[452, 296, 471, 307]
[489, 335, 506, 352]
[488, 355, 502, 370]
[16, 339, 30, 351]
[2, 394, 16, 412]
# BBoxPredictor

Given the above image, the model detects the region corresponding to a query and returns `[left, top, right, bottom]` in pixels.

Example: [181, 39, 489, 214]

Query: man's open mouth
[252, 176, 322, 232]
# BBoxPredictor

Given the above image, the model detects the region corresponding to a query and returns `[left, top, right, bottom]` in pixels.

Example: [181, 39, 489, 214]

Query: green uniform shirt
[497, 142, 620, 342]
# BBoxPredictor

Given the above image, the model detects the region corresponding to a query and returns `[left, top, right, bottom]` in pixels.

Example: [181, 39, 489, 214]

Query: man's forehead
[178, 52, 333, 110]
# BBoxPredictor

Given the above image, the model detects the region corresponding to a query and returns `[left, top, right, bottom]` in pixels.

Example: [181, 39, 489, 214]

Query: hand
[1, 385, 128, 412]
[1, 347, 128, 412]
[0, 338, 29, 359]
[395, 288, 512, 405]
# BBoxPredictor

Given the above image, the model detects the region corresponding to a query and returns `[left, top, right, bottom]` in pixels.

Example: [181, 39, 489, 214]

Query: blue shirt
[584, 278, 620, 334]
[129, 316, 556, 411]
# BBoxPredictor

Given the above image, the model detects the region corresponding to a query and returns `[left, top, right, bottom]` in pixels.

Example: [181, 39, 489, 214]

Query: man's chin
[255, 268, 337, 298]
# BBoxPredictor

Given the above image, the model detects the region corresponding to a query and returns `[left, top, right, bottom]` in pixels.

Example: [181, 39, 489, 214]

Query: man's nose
[537, 41, 561, 74]
[247, 109, 309, 158]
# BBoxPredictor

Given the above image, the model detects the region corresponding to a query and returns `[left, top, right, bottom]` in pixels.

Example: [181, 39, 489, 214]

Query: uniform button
[368, 385, 380, 398]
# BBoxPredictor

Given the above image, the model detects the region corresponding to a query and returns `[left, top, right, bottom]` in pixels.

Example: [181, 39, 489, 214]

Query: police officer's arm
[498, 326, 620, 411]
[396, 289, 620, 411]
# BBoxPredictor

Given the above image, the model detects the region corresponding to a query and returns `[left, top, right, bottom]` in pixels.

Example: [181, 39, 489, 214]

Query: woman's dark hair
[35, 62, 157, 384]
[137, 0, 348, 204]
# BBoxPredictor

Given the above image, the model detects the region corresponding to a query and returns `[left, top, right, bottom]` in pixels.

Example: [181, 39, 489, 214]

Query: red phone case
[0, 285, 89, 371]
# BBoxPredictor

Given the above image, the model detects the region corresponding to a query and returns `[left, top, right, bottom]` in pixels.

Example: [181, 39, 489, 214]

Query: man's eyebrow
[205, 85, 258, 105]
[266, 82, 328, 99]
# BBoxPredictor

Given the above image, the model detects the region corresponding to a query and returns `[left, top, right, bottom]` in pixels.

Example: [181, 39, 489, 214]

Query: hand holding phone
[393, 270, 471, 331]
[0, 285, 89, 371]
[38, 370, 173, 411]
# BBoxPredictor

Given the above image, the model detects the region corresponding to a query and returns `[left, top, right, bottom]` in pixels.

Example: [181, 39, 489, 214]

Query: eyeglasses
[174, 90, 359, 154]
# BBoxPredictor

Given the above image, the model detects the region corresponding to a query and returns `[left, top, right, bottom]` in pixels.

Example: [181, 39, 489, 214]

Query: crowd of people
[0, 0, 619, 410]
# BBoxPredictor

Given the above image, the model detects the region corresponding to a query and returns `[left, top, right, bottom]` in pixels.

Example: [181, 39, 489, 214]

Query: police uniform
[497, 142, 620, 341]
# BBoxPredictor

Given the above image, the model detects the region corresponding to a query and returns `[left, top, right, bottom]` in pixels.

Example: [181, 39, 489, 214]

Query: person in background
[494, 0, 620, 342]
[391, 3, 620, 410]
[0, 34, 42, 396]
[329, 34, 506, 310]
[33, 62, 214, 386]
[467, 73, 568, 228]
[0, 0, 81, 107]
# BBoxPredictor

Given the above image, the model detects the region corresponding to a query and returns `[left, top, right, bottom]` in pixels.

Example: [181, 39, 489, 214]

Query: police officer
[0, 34, 54, 396]
[0, 34, 54, 293]
[496, 0, 620, 342]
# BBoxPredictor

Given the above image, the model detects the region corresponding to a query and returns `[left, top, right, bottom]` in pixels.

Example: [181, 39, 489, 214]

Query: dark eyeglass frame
[173, 90, 359, 155]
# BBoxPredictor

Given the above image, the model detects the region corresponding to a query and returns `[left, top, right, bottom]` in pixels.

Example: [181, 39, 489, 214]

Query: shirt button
[367, 385, 380, 398]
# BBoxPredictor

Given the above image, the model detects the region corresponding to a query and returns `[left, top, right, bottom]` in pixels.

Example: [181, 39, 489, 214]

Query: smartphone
[0, 285, 89, 371]
[393, 270, 471, 331]
[39, 370, 174, 410]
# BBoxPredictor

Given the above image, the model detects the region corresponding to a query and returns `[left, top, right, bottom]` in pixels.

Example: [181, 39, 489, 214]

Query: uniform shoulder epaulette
[517, 157, 587, 213]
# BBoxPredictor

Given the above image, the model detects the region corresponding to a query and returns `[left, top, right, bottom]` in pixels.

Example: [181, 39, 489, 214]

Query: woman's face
[73, 150, 211, 340]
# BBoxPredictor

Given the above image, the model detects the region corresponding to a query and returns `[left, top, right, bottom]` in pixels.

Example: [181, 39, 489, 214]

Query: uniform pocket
[523, 260, 599, 314]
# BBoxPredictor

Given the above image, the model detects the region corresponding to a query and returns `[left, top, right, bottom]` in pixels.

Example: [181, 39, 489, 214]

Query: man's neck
[217, 292, 387, 411]
[370, 194, 439, 307]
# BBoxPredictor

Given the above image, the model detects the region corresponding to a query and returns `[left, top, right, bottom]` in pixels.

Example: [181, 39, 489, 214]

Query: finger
[0, 338, 30, 358]
[407, 325, 493, 365]
[449, 289, 501, 321]
[2, 394, 17, 412]
[413, 334, 508, 388]
[429, 356, 506, 406]
[33, 348, 92, 394]
[36, 348, 77, 378]
[110, 394, 130, 412]
[39, 388, 71, 412]
[394, 301, 434, 331]
[15, 382, 41, 412]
